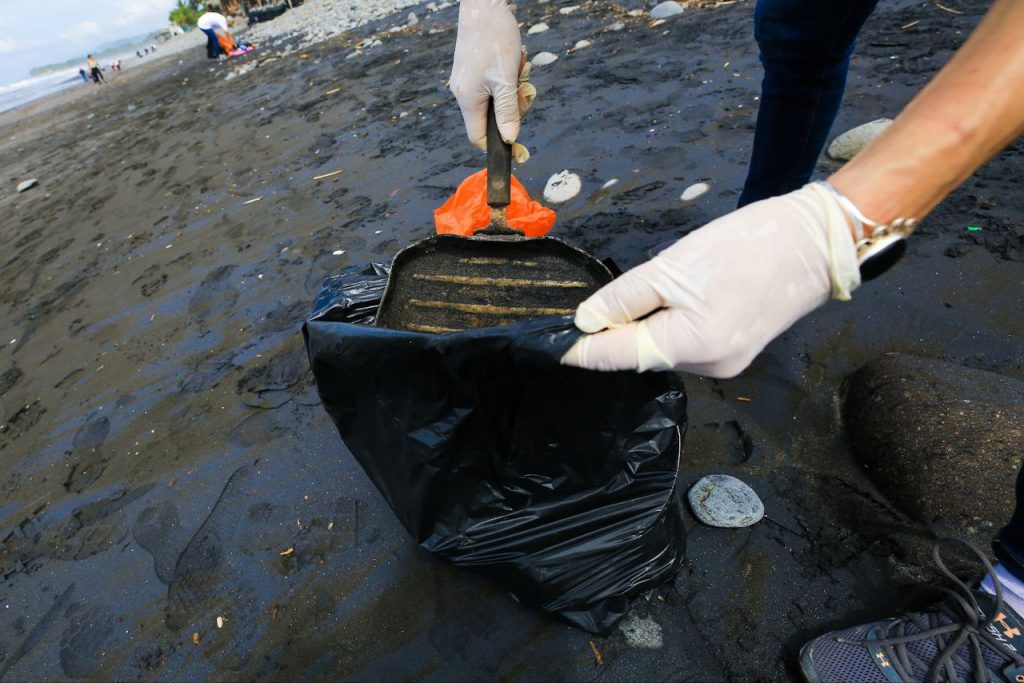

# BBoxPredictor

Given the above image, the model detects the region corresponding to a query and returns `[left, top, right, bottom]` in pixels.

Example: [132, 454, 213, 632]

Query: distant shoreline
[0, 31, 204, 124]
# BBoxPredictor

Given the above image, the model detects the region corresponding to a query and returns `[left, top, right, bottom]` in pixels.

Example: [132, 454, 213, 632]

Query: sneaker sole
[798, 638, 824, 683]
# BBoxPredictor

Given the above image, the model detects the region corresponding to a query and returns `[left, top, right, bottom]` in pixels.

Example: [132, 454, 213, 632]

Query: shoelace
[839, 538, 1024, 683]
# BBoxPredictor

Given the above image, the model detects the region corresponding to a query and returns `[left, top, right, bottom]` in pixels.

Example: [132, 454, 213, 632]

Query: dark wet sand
[1, 0, 1022, 679]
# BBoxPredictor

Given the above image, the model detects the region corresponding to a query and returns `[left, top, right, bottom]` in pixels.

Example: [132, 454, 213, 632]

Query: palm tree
[169, 0, 205, 28]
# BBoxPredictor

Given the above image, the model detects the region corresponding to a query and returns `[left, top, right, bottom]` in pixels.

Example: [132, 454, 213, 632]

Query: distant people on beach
[86, 55, 104, 84]
[136, 50, 143, 59]
[78, 68, 89, 83]
[197, 6, 230, 59]
[110, 59, 122, 73]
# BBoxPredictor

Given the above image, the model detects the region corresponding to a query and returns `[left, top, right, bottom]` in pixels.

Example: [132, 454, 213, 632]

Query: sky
[0, 0, 179, 85]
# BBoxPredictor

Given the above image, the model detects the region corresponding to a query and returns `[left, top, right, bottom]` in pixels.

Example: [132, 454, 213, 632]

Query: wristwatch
[820, 181, 918, 281]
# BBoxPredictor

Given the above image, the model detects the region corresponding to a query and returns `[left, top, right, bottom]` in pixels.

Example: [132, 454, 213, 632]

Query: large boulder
[844, 355, 1024, 533]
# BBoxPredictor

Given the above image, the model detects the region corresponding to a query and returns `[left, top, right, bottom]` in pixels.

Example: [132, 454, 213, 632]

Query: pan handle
[486, 99, 512, 209]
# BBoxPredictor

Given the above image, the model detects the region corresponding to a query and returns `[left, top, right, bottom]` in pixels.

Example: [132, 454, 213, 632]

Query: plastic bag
[433, 169, 557, 237]
[217, 31, 237, 53]
[304, 264, 688, 633]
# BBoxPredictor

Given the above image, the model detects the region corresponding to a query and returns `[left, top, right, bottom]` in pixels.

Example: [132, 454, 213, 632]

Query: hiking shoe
[800, 539, 1024, 683]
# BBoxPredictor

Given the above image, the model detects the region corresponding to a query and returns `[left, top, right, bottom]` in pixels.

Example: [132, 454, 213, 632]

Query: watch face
[859, 238, 907, 282]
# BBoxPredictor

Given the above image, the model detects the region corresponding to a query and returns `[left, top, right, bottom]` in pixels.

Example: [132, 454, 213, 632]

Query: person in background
[197, 6, 229, 60]
[451, 1, 1024, 681]
[86, 55, 103, 84]
[78, 68, 89, 83]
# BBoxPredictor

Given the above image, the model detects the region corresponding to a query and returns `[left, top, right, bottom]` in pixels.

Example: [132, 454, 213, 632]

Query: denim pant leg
[738, 0, 881, 207]
[202, 28, 222, 58]
[993, 465, 1024, 580]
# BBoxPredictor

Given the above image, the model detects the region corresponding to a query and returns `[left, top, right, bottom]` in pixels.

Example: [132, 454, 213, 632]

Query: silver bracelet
[818, 180, 918, 246]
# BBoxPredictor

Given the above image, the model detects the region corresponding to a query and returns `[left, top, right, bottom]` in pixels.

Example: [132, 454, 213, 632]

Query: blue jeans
[202, 28, 223, 58]
[738, 0, 881, 207]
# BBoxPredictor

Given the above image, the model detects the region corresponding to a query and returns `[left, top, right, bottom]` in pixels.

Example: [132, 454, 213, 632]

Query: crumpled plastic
[433, 169, 557, 237]
[304, 263, 688, 634]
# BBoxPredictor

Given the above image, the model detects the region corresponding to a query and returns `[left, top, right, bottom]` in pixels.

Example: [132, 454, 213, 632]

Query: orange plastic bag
[217, 31, 237, 54]
[434, 169, 556, 237]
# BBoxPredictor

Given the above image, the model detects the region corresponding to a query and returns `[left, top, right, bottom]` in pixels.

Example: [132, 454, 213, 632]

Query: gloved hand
[450, 0, 537, 161]
[562, 183, 862, 378]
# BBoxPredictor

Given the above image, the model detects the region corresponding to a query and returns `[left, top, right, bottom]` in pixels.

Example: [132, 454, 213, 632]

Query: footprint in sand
[59, 605, 116, 679]
[134, 502, 191, 584]
[63, 413, 111, 493]
[187, 265, 240, 321]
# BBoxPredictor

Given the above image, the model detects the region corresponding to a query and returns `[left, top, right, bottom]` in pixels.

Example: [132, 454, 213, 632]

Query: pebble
[619, 614, 664, 649]
[571, 39, 592, 51]
[680, 182, 709, 201]
[16, 179, 38, 193]
[239, 0, 435, 51]
[406, 11, 418, 25]
[527, 22, 549, 35]
[559, 5, 580, 14]
[650, 1, 685, 19]
[601, 178, 619, 190]
[827, 118, 892, 161]
[543, 171, 582, 204]
[688, 474, 764, 528]
[627, 9, 644, 17]
[531, 52, 559, 67]
[608, 21, 625, 31]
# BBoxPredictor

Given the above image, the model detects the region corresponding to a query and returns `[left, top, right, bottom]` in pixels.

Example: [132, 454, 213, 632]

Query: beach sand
[1, 0, 1022, 679]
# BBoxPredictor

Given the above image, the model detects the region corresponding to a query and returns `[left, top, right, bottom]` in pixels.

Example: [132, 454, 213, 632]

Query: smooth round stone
[680, 182, 709, 201]
[543, 170, 582, 204]
[601, 178, 619, 190]
[527, 22, 549, 35]
[17, 179, 38, 193]
[572, 39, 592, 50]
[608, 21, 625, 31]
[650, 1, 684, 19]
[688, 474, 764, 528]
[531, 51, 559, 67]
[559, 5, 580, 14]
[827, 118, 892, 161]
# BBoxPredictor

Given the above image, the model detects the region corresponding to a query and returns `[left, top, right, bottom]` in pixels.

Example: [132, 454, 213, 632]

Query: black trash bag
[304, 263, 688, 634]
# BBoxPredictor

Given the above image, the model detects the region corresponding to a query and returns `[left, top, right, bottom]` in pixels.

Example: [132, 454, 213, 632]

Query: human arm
[829, 0, 1024, 229]
[562, 0, 1024, 377]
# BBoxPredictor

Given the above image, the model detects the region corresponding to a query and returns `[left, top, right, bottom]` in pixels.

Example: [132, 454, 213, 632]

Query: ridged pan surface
[375, 234, 612, 334]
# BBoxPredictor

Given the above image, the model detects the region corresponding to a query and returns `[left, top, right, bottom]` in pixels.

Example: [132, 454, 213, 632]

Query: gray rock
[527, 22, 549, 35]
[619, 613, 664, 648]
[845, 355, 1024, 531]
[827, 118, 892, 161]
[406, 11, 418, 25]
[688, 474, 764, 528]
[17, 178, 38, 193]
[650, 1, 684, 19]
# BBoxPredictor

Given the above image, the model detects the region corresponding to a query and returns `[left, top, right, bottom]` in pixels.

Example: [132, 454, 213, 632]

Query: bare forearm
[830, 0, 1024, 227]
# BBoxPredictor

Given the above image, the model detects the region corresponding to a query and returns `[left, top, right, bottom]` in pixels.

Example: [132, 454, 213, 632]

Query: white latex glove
[450, 0, 536, 158]
[562, 183, 862, 378]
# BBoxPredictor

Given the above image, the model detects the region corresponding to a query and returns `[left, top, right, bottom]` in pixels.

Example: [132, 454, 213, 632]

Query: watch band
[819, 181, 919, 280]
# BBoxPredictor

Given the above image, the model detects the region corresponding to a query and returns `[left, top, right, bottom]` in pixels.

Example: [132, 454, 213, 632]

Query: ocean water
[0, 69, 86, 114]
